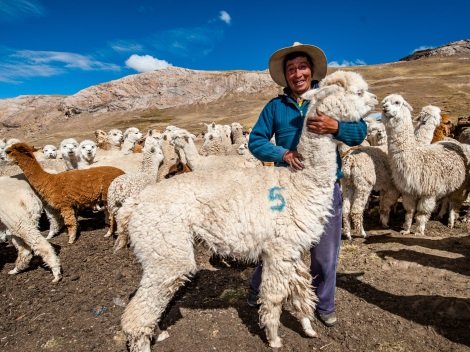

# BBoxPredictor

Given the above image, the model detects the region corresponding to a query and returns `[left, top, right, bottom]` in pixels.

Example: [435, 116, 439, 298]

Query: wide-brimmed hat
[268, 42, 327, 87]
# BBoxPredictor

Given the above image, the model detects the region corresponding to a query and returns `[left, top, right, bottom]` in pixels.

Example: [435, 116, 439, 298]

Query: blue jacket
[248, 93, 367, 179]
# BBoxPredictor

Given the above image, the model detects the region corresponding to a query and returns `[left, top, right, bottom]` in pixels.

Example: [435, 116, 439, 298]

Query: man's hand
[283, 150, 304, 171]
[306, 110, 339, 134]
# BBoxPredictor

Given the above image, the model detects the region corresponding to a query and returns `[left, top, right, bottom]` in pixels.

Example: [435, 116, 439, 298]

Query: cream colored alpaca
[381, 94, 468, 234]
[0, 176, 61, 282]
[118, 70, 377, 351]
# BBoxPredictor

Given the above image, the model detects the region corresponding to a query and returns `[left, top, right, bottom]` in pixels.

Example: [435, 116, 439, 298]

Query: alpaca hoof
[46, 233, 55, 240]
[104, 231, 112, 238]
[269, 337, 282, 349]
[304, 327, 317, 338]
[400, 230, 410, 235]
[8, 267, 20, 275]
[52, 269, 62, 283]
[300, 318, 317, 338]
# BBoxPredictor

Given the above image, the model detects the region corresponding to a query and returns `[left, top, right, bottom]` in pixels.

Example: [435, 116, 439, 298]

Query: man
[247, 42, 367, 326]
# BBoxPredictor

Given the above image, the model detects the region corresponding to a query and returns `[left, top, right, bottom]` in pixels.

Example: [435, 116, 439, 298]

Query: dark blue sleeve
[335, 119, 367, 146]
[248, 102, 288, 163]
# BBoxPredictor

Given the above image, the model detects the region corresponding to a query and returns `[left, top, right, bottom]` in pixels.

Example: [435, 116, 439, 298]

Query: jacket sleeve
[248, 102, 288, 163]
[335, 118, 367, 146]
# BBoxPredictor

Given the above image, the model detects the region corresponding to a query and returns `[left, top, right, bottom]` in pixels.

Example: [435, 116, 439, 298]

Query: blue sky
[0, 0, 468, 99]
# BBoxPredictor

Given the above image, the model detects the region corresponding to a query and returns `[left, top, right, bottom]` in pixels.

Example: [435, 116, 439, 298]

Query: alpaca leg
[113, 218, 129, 252]
[44, 205, 63, 240]
[284, 259, 317, 338]
[379, 188, 400, 227]
[437, 198, 449, 220]
[350, 187, 371, 238]
[104, 211, 115, 238]
[341, 186, 353, 240]
[400, 194, 416, 235]
[415, 196, 436, 235]
[61, 207, 78, 244]
[259, 255, 312, 348]
[9, 235, 32, 274]
[122, 228, 197, 352]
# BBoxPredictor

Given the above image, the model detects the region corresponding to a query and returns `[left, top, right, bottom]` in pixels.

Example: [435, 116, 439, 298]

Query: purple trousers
[250, 182, 342, 315]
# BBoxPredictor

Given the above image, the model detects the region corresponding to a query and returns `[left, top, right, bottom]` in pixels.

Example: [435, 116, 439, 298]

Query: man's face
[284, 56, 312, 95]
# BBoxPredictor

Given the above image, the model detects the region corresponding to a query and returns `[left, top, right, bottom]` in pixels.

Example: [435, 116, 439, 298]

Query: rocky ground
[0, 204, 468, 352]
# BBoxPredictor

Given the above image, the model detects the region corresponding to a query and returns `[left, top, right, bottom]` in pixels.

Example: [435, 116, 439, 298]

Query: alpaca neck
[140, 151, 164, 177]
[180, 139, 201, 170]
[14, 153, 50, 191]
[386, 113, 417, 156]
[414, 121, 437, 145]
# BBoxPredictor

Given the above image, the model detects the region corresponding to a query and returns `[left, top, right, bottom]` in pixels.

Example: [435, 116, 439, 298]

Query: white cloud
[110, 41, 144, 53]
[0, 63, 61, 83]
[328, 59, 366, 67]
[0, 0, 44, 21]
[125, 54, 172, 72]
[219, 10, 231, 25]
[13, 50, 120, 71]
[412, 45, 434, 53]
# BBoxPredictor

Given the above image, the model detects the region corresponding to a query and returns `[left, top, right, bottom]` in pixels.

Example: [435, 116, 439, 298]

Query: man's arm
[248, 102, 288, 163]
[307, 111, 367, 146]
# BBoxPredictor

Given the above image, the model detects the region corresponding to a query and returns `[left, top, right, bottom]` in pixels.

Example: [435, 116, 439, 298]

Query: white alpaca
[341, 105, 442, 239]
[0, 176, 62, 282]
[106, 130, 164, 250]
[42, 144, 58, 159]
[381, 94, 469, 234]
[413, 105, 442, 144]
[59, 138, 79, 170]
[118, 70, 377, 351]
[121, 127, 143, 154]
[77, 139, 98, 169]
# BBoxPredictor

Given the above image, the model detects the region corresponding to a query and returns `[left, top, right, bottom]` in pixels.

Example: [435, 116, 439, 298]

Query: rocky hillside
[400, 39, 470, 61]
[59, 67, 278, 116]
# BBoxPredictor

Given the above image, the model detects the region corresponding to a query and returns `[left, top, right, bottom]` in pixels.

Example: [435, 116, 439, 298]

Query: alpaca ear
[306, 85, 341, 102]
[184, 135, 190, 143]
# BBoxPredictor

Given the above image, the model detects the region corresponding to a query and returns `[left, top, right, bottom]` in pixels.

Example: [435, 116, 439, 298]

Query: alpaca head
[59, 138, 79, 159]
[123, 127, 143, 144]
[79, 140, 97, 162]
[143, 129, 164, 153]
[302, 71, 378, 122]
[5, 143, 37, 163]
[414, 105, 441, 130]
[381, 94, 413, 120]
[42, 144, 58, 159]
[367, 121, 387, 146]
[237, 142, 248, 155]
[94, 129, 108, 145]
[107, 129, 123, 147]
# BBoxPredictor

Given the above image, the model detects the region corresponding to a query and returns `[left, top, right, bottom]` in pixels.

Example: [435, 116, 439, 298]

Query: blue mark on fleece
[268, 186, 286, 212]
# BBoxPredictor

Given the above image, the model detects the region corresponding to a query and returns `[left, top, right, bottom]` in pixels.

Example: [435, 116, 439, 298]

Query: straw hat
[268, 42, 327, 87]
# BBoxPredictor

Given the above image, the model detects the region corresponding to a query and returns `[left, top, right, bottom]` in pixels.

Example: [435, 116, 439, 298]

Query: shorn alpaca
[118, 70, 377, 351]
[381, 94, 468, 234]
[6, 143, 125, 244]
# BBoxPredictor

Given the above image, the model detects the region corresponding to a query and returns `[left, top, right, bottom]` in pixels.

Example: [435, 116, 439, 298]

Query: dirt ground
[0, 200, 469, 352]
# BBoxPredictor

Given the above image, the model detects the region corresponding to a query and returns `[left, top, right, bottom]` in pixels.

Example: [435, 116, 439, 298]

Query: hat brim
[268, 43, 327, 87]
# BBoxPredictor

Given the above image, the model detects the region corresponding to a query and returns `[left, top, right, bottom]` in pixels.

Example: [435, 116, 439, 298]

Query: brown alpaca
[6, 143, 125, 244]
[431, 113, 455, 143]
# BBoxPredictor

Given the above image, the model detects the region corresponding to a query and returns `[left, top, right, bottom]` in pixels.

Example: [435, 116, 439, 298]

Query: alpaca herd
[0, 70, 469, 351]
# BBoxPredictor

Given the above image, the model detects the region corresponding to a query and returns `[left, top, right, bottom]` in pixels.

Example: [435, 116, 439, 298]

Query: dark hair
[283, 51, 314, 73]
